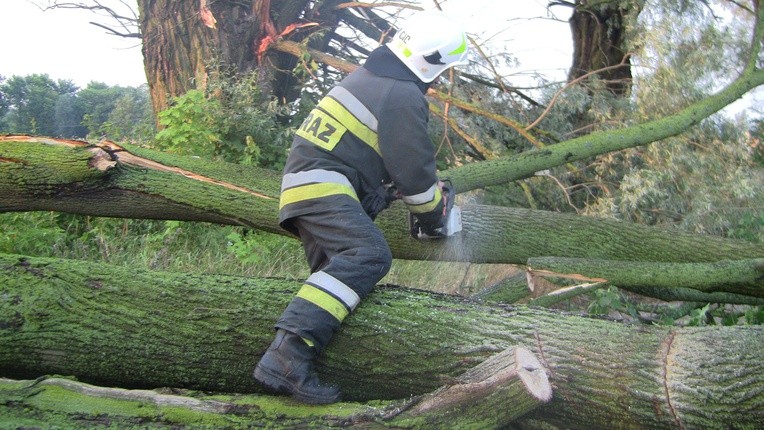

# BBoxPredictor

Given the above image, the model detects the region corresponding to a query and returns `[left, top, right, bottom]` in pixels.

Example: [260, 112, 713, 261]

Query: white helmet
[386, 11, 469, 83]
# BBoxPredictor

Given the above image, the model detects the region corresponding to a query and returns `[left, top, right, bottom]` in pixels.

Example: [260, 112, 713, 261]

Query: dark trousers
[276, 196, 393, 352]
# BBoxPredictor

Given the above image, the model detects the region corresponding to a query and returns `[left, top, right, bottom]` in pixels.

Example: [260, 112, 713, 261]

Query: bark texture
[398, 347, 552, 428]
[0, 376, 390, 428]
[1, 254, 762, 429]
[0, 358, 550, 430]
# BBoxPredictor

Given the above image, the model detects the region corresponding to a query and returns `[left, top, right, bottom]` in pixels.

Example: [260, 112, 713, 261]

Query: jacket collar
[363, 46, 431, 94]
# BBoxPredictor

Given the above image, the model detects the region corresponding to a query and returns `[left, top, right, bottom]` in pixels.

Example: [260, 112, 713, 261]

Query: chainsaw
[409, 179, 462, 239]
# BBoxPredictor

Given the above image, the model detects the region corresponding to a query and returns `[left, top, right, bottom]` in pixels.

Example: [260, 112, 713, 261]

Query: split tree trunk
[1, 253, 762, 429]
[136, 0, 317, 115]
[528, 257, 764, 295]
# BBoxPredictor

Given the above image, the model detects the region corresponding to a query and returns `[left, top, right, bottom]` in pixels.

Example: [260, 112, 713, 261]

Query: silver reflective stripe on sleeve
[327, 86, 378, 132]
[307, 271, 361, 311]
[281, 169, 354, 192]
[401, 182, 439, 206]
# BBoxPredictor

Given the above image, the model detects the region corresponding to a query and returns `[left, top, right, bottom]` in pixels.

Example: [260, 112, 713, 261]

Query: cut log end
[401, 346, 552, 427]
[515, 347, 553, 402]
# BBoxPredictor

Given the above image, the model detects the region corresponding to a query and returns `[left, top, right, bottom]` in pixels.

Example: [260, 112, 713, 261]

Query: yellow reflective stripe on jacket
[405, 186, 442, 214]
[296, 284, 349, 322]
[279, 182, 359, 209]
[317, 96, 381, 156]
[327, 87, 378, 131]
[279, 169, 359, 209]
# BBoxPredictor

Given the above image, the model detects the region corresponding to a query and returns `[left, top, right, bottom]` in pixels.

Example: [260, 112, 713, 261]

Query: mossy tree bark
[0, 254, 762, 429]
[0, 372, 551, 429]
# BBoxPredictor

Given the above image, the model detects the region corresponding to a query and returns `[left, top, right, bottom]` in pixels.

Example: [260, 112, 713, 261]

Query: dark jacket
[278, 46, 444, 233]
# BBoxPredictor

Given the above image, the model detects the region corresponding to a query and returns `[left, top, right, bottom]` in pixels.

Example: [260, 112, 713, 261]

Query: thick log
[0, 376, 391, 428]
[0, 136, 283, 233]
[1, 136, 762, 272]
[1, 253, 762, 429]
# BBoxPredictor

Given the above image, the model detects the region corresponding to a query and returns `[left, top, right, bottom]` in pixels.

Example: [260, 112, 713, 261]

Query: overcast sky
[0, 0, 573, 88]
[0, 0, 147, 87]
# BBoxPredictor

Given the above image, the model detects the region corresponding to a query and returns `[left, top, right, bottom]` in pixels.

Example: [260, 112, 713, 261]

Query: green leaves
[587, 286, 639, 319]
[152, 72, 292, 169]
[155, 89, 222, 157]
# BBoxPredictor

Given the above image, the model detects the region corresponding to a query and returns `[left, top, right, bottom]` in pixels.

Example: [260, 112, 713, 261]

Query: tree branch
[335, 1, 423, 11]
[2, 135, 762, 271]
[444, 68, 764, 193]
[43, 0, 141, 39]
[524, 54, 633, 132]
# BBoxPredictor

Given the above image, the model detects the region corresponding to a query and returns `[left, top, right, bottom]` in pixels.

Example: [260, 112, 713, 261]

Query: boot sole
[253, 364, 341, 405]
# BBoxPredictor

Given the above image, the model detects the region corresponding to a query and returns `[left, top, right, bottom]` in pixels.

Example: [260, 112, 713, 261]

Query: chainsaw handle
[440, 179, 455, 216]
[409, 179, 460, 240]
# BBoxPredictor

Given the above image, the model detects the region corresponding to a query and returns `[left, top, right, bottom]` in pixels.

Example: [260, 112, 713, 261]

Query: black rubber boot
[253, 329, 341, 404]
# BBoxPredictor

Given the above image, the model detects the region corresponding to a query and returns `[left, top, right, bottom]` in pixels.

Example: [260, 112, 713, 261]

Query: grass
[0, 212, 517, 295]
[0, 213, 307, 279]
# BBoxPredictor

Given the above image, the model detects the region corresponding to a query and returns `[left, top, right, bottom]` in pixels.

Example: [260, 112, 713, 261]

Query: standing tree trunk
[137, 0, 313, 115]
[567, 0, 641, 96]
[139, 0, 224, 116]
[136, 0, 356, 116]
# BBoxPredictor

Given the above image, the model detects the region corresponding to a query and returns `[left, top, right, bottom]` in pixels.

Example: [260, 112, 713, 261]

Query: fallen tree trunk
[1, 253, 762, 429]
[1, 136, 762, 294]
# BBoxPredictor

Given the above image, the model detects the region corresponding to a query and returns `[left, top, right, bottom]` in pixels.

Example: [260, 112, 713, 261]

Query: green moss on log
[0, 376, 386, 429]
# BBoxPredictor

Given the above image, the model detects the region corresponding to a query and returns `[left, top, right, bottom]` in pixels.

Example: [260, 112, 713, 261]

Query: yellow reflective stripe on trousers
[296, 284, 349, 322]
[406, 186, 443, 214]
[279, 182, 359, 209]
[318, 97, 381, 156]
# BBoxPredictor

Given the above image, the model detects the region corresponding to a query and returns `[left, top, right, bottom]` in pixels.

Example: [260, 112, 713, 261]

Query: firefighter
[254, 11, 470, 404]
